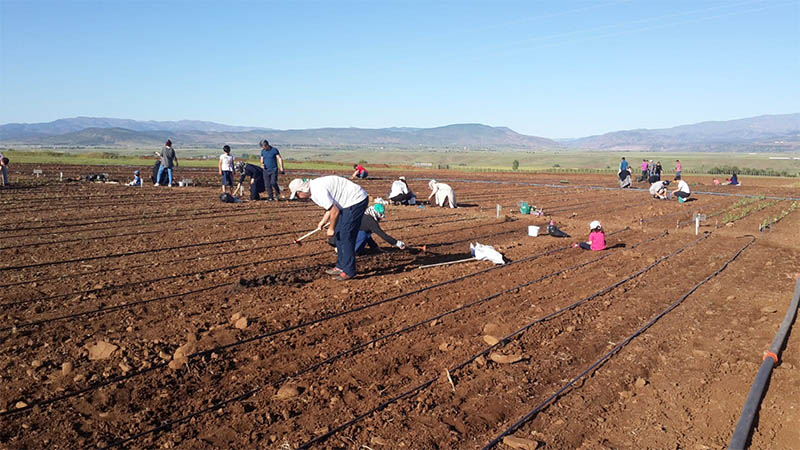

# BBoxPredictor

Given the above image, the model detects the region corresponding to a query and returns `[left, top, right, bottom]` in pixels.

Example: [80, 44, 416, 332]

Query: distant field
[3, 147, 799, 176]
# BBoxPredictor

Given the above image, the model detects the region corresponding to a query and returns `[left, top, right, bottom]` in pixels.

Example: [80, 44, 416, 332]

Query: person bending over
[428, 179, 457, 208]
[290, 176, 369, 281]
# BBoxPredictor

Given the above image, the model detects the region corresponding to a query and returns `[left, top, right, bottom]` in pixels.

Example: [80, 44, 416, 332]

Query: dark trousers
[579, 242, 592, 250]
[675, 191, 690, 199]
[263, 168, 279, 199]
[389, 192, 414, 204]
[335, 198, 369, 277]
[639, 170, 648, 182]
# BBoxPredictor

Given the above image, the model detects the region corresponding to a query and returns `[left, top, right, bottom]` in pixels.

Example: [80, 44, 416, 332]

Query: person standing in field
[155, 139, 178, 187]
[619, 157, 629, 172]
[219, 145, 235, 194]
[639, 159, 649, 182]
[260, 140, 284, 201]
[0, 152, 8, 186]
[675, 160, 682, 177]
[289, 176, 369, 281]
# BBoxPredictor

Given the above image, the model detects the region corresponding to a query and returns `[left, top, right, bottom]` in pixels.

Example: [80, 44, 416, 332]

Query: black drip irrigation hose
[483, 235, 756, 449]
[0, 218, 509, 330]
[0, 212, 465, 289]
[0, 216, 481, 305]
[3, 229, 631, 420]
[98, 230, 642, 448]
[298, 231, 710, 449]
[728, 274, 800, 450]
[407, 176, 800, 202]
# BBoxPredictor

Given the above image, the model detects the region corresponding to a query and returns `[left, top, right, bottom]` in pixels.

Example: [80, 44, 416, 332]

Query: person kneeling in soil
[574, 220, 606, 251]
[388, 176, 416, 205]
[428, 179, 457, 208]
[722, 173, 740, 186]
[671, 175, 691, 202]
[290, 176, 369, 281]
[351, 164, 368, 179]
[128, 170, 142, 186]
[618, 168, 632, 188]
[649, 180, 670, 199]
[234, 161, 266, 200]
[328, 203, 406, 254]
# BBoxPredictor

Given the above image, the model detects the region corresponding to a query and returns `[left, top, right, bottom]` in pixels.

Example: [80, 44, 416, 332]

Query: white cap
[289, 178, 310, 200]
[398, 176, 406, 181]
[428, 179, 437, 190]
[590, 220, 601, 230]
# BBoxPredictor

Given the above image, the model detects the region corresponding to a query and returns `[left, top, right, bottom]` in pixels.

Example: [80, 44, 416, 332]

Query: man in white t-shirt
[649, 180, 670, 199]
[289, 176, 369, 280]
[218, 145, 235, 194]
[671, 176, 691, 202]
[388, 176, 416, 205]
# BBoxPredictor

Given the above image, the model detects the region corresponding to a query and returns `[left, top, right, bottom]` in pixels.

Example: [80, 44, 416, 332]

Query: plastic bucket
[528, 225, 540, 237]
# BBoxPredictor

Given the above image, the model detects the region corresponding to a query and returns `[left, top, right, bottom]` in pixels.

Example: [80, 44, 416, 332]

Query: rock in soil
[503, 435, 540, 449]
[489, 353, 523, 364]
[483, 335, 500, 345]
[276, 384, 299, 400]
[235, 317, 248, 330]
[61, 362, 73, 377]
[86, 341, 118, 361]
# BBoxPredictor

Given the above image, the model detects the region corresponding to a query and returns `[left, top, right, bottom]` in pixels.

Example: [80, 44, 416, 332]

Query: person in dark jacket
[235, 161, 266, 200]
[154, 139, 178, 187]
[328, 204, 405, 254]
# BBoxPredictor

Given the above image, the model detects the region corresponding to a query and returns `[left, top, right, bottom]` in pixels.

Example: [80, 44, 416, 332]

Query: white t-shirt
[389, 180, 409, 198]
[649, 182, 664, 195]
[219, 153, 234, 171]
[309, 176, 368, 210]
[677, 180, 690, 194]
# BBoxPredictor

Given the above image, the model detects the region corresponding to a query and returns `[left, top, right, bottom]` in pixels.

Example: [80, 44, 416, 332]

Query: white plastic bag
[470, 242, 505, 265]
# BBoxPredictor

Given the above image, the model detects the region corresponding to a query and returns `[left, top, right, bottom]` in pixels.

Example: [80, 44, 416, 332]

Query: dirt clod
[235, 317, 248, 330]
[276, 384, 299, 400]
[86, 341, 118, 361]
[502, 435, 540, 449]
[489, 353, 523, 364]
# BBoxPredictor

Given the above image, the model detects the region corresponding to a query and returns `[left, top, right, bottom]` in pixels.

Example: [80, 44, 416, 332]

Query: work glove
[396, 240, 406, 249]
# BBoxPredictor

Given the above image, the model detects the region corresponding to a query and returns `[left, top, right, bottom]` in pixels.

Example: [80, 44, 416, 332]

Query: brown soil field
[1, 164, 798, 449]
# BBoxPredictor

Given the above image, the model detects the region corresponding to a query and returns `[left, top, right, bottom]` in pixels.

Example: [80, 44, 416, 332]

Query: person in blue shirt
[259, 139, 285, 201]
[619, 157, 629, 172]
[128, 170, 141, 186]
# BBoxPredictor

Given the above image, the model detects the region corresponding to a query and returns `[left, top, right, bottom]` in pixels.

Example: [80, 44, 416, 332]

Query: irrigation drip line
[728, 274, 800, 449]
[0, 215, 484, 308]
[483, 235, 756, 449]
[0, 212, 465, 289]
[406, 176, 800, 202]
[4, 230, 631, 419]
[0, 283, 228, 333]
[95, 229, 638, 448]
[295, 232, 682, 449]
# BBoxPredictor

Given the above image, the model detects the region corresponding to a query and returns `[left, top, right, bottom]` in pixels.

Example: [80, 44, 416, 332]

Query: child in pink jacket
[574, 221, 606, 251]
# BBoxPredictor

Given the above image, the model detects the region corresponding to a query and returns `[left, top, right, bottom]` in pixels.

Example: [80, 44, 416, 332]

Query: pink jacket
[589, 231, 606, 251]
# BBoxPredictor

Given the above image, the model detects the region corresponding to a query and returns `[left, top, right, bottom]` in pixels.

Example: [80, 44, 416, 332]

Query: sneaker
[333, 272, 351, 281]
[154, 183, 159, 187]
[325, 267, 343, 275]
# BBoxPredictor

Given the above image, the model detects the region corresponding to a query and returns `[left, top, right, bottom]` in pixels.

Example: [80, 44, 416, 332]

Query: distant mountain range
[1, 113, 798, 152]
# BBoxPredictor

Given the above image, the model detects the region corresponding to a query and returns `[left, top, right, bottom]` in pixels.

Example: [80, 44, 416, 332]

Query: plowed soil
[1, 164, 798, 450]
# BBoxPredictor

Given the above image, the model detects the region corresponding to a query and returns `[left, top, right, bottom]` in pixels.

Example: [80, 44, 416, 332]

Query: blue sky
[1, 0, 798, 137]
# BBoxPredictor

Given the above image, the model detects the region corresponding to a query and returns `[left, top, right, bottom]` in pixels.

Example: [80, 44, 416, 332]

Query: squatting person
[289, 175, 369, 281]
[328, 203, 406, 254]
[388, 176, 416, 205]
[672, 175, 691, 202]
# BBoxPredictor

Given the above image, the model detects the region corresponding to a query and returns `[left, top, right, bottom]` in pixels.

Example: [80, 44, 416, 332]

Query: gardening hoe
[294, 228, 321, 246]
[294, 223, 330, 246]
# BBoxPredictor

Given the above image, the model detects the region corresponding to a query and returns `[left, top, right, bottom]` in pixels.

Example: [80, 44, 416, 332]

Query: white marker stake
[496, 204, 501, 219]
[60, 172, 63, 182]
[696, 215, 699, 236]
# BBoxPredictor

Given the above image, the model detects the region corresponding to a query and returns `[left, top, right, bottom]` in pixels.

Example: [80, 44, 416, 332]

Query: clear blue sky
[1, 0, 798, 137]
